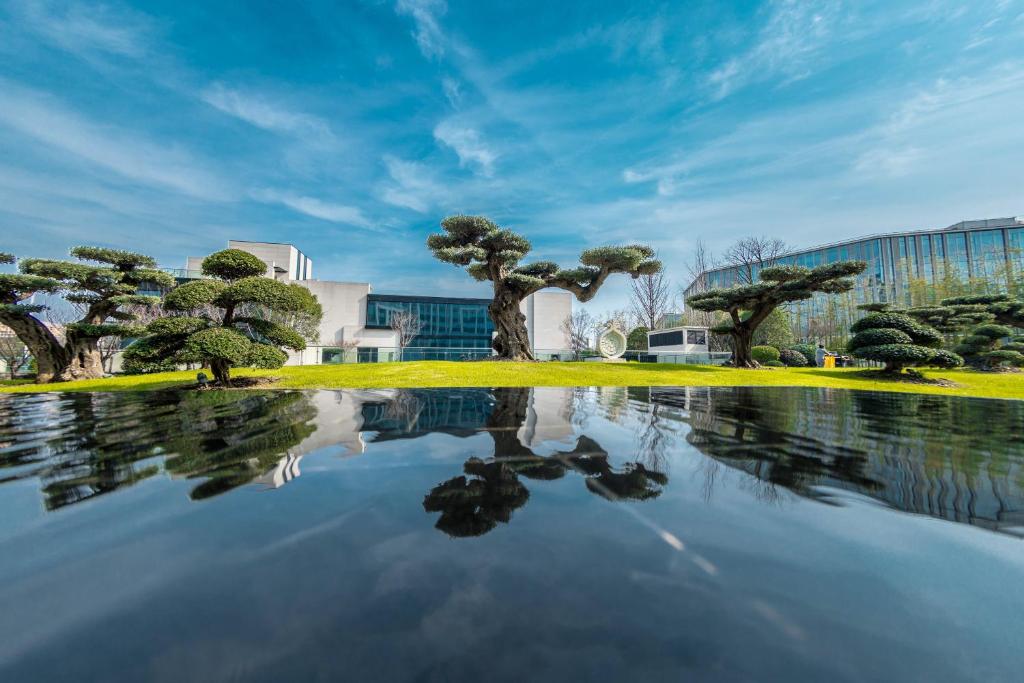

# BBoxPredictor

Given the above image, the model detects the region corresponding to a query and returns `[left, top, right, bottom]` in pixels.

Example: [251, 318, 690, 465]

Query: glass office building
[684, 217, 1024, 334]
[361, 294, 495, 361]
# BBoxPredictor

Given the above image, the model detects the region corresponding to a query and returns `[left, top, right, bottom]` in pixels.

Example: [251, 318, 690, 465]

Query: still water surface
[0, 386, 1022, 681]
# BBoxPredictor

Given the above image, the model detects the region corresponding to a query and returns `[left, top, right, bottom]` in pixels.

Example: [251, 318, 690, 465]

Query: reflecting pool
[1, 387, 1022, 681]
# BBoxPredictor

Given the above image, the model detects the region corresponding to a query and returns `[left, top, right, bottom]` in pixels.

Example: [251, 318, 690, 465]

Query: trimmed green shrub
[763, 360, 784, 367]
[201, 249, 267, 280]
[778, 348, 808, 367]
[183, 327, 251, 364]
[954, 323, 1019, 369]
[751, 346, 780, 364]
[789, 343, 816, 365]
[847, 309, 961, 374]
[246, 343, 289, 369]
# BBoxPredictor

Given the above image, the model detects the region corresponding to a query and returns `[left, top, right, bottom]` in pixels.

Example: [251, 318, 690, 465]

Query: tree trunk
[58, 335, 104, 381]
[211, 359, 232, 386]
[731, 330, 757, 368]
[0, 313, 68, 383]
[489, 290, 534, 361]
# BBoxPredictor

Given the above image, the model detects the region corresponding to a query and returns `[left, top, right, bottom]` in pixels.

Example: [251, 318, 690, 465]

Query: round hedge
[751, 345, 780, 364]
[202, 249, 267, 281]
[972, 324, 1012, 340]
[183, 327, 251, 363]
[983, 350, 1024, 366]
[146, 316, 211, 337]
[846, 327, 913, 352]
[236, 317, 306, 351]
[789, 343, 816, 365]
[163, 279, 228, 312]
[852, 343, 936, 365]
[850, 312, 941, 346]
[246, 343, 289, 369]
[929, 349, 964, 369]
[779, 348, 808, 367]
[763, 360, 784, 367]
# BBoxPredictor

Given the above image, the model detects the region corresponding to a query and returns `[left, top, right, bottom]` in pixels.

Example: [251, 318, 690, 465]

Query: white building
[178, 240, 572, 364]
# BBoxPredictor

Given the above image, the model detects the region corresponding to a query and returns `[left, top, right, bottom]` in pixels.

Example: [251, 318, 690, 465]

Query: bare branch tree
[560, 309, 594, 360]
[722, 236, 790, 284]
[390, 310, 423, 361]
[0, 327, 32, 379]
[683, 240, 717, 326]
[629, 265, 670, 331]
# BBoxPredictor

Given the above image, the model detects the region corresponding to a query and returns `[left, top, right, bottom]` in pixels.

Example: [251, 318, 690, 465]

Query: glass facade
[685, 218, 1024, 333]
[365, 294, 495, 350]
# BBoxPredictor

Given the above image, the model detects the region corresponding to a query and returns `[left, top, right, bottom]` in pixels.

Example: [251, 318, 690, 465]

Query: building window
[649, 331, 684, 347]
[969, 230, 1005, 280]
[686, 330, 706, 345]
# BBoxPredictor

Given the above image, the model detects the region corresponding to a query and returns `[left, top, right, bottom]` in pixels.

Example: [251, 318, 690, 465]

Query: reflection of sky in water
[0, 387, 1022, 681]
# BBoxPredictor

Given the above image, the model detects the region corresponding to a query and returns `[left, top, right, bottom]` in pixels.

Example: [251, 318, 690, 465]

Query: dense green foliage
[751, 308, 795, 348]
[0, 245, 169, 381]
[847, 305, 962, 373]
[687, 260, 866, 367]
[789, 343, 816, 365]
[627, 326, 649, 350]
[125, 249, 322, 384]
[427, 215, 661, 360]
[953, 324, 1024, 370]
[751, 345, 780, 364]
[778, 348, 808, 367]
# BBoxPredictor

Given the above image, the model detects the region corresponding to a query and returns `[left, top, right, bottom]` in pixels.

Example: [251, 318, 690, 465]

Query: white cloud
[14, 0, 151, 58]
[433, 120, 497, 176]
[379, 156, 446, 212]
[201, 83, 333, 140]
[251, 189, 372, 228]
[395, 0, 447, 59]
[442, 77, 462, 107]
[707, 0, 839, 100]
[0, 82, 232, 200]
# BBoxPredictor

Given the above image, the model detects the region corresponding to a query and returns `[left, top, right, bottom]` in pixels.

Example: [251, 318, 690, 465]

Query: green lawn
[2, 361, 1024, 399]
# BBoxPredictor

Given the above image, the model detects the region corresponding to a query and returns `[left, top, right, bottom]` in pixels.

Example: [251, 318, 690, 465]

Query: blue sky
[1, 0, 1023, 314]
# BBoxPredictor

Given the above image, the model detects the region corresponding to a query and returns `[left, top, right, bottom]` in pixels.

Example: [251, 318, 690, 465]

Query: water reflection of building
[253, 452, 303, 489]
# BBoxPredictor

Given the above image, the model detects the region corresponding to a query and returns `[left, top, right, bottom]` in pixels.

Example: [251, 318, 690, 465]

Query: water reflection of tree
[423, 388, 668, 537]
[0, 391, 317, 509]
[675, 387, 881, 504]
[666, 386, 1024, 536]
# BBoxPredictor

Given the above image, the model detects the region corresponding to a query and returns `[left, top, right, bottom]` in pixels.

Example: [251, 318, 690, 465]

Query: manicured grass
[2, 362, 1024, 399]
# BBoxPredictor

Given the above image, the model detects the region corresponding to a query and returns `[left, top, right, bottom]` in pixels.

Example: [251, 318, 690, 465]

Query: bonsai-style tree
[686, 261, 866, 368]
[847, 304, 962, 374]
[427, 215, 661, 360]
[124, 249, 322, 385]
[0, 248, 171, 382]
[953, 324, 1024, 370]
[909, 294, 1024, 333]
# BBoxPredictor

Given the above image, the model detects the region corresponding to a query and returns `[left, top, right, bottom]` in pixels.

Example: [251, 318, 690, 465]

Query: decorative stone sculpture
[597, 324, 627, 359]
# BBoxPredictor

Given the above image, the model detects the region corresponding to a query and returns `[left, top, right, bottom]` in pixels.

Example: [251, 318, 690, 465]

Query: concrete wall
[228, 240, 311, 282]
[522, 291, 572, 351]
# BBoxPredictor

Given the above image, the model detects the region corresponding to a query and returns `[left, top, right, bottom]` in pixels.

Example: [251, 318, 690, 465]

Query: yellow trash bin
[823, 355, 836, 369]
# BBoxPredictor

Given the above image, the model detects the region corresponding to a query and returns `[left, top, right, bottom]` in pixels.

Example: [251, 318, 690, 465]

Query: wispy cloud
[251, 189, 372, 228]
[395, 0, 447, 59]
[201, 83, 333, 140]
[379, 156, 447, 212]
[433, 120, 497, 176]
[708, 0, 839, 100]
[13, 0, 152, 58]
[0, 81, 232, 200]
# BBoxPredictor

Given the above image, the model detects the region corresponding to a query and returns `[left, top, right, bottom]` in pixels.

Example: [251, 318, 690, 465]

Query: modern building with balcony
[683, 216, 1024, 334]
[171, 240, 572, 364]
